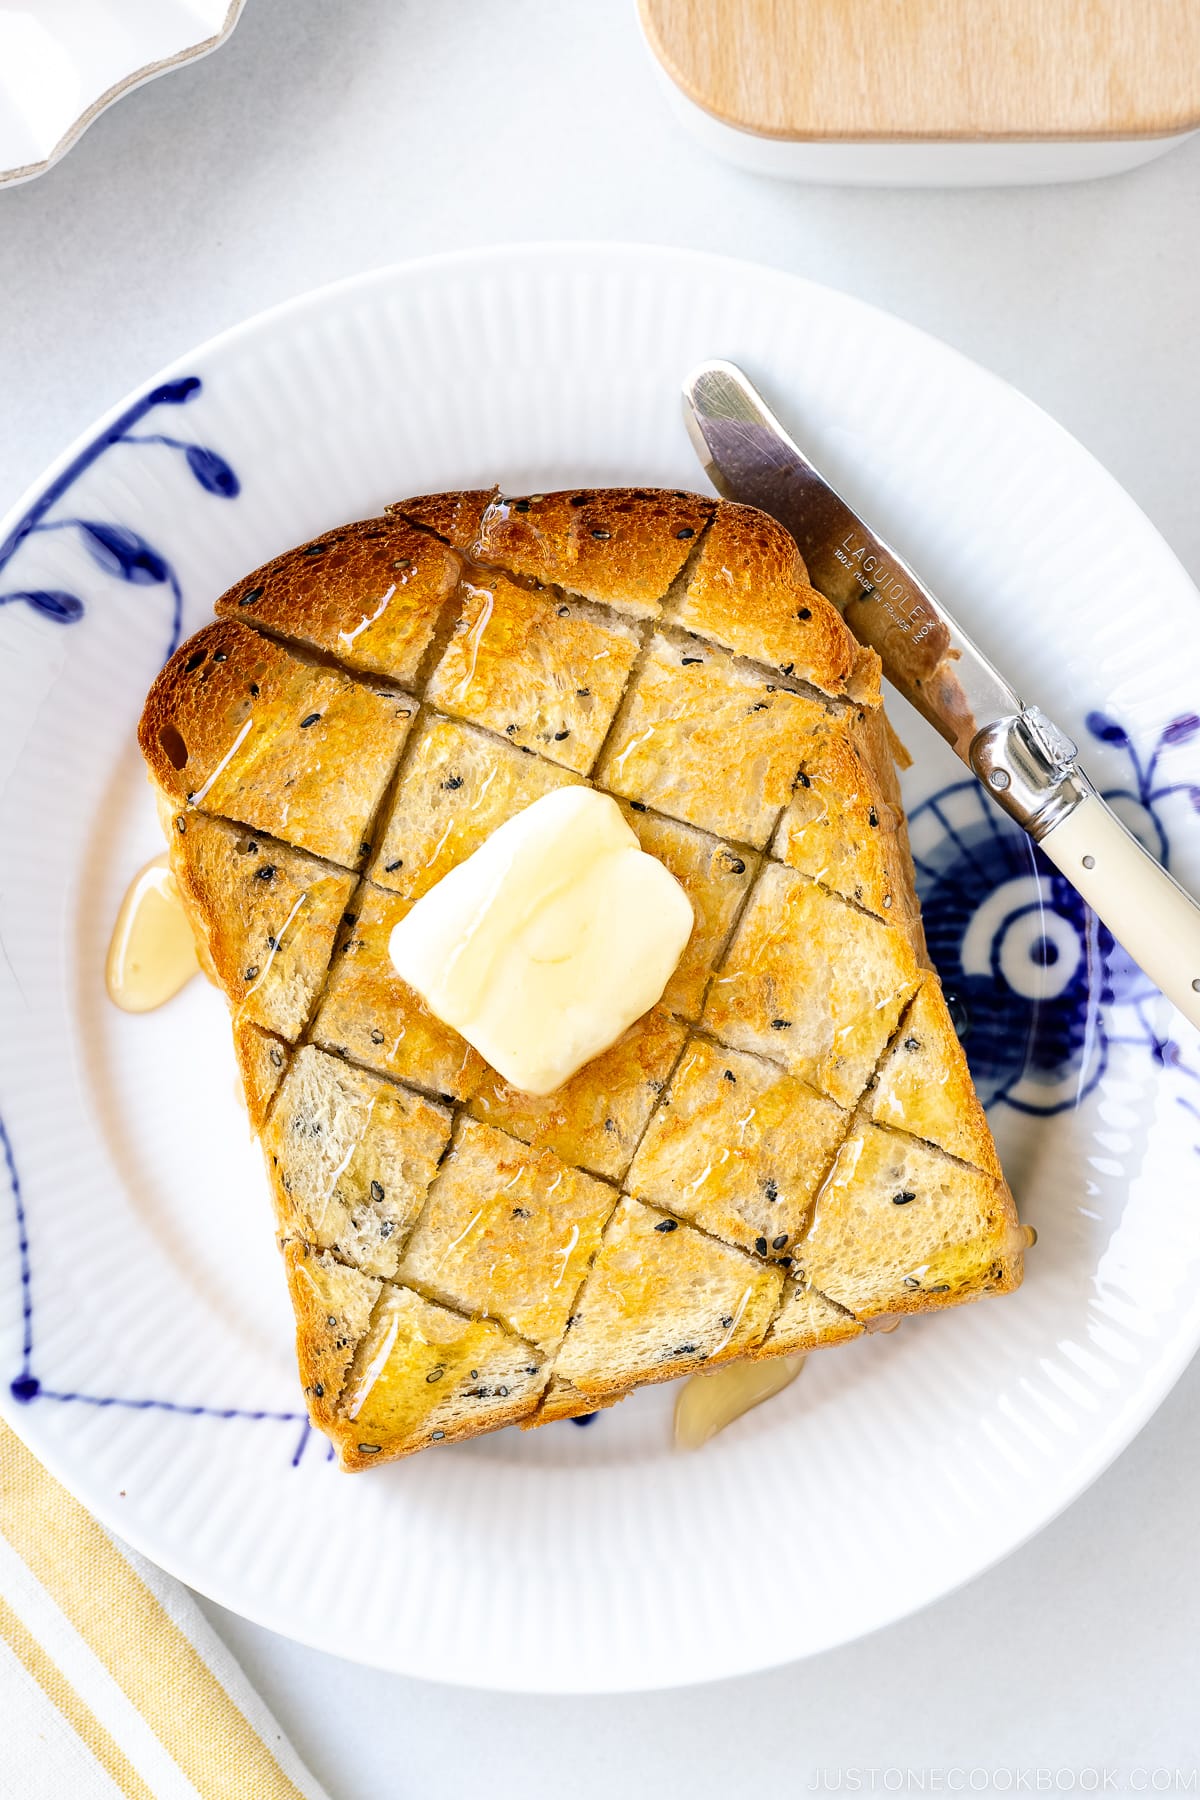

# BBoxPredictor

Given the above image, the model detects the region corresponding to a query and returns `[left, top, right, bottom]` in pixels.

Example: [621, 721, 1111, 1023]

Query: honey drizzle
[105, 855, 200, 1013]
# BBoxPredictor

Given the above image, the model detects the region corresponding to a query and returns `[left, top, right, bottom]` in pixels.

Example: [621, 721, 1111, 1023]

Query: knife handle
[1037, 791, 1200, 1031]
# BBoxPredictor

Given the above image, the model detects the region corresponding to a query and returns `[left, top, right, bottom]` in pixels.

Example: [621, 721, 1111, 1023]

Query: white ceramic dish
[1, 246, 1198, 1693]
[0, 0, 245, 189]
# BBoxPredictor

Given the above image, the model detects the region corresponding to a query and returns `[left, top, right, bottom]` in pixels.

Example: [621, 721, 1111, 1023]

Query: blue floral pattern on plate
[0, 376, 238, 661]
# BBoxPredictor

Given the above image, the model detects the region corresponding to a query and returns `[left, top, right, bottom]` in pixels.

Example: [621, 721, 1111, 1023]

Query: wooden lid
[640, 0, 1200, 141]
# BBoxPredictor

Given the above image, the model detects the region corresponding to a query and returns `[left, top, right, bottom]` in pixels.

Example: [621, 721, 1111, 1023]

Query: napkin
[0, 1420, 330, 1800]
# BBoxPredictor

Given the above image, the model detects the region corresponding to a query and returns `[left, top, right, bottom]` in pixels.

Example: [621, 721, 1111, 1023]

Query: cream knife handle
[1038, 792, 1200, 1031]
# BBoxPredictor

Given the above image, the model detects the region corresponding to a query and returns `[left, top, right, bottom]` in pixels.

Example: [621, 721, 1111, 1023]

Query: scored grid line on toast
[157, 491, 1010, 1456]
[579, 513, 718, 781]
[309, 1236, 547, 1346]
[746, 977, 928, 1341]
[302, 1240, 552, 1423]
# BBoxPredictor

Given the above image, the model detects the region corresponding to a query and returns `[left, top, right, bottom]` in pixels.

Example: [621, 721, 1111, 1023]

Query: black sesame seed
[655, 1219, 678, 1233]
[430, 1429, 445, 1440]
[629, 800, 646, 811]
[764, 1179, 779, 1202]
[892, 1190, 916, 1206]
[359, 842, 371, 858]
[781, 663, 795, 676]
[443, 774, 464, 790]
[238, 587, 263, 608]
[904, 1036, 921, 1052]
[266, 935, 279, 952]
[604, 1118, 617, 1133]
[554, 729, 570, 741]
[868, 807, 879, 828]
[496, 1385, 509, 1397]
[512, 1206, 531, 1218]
[903, 1276, 920, 1289]
[723, 1069, 736, 1082]
[299, 713, 321, 729]
[269, 1046, 284, 1069]
[721, 1315, 734, 1329]
[212, 650, 228, 663]
[557, 605, 570, 617]
[302, 543, 328, 556]
[797, 606, 812, 621]
[184, 651, 205, 673]
[773, 1233, 788, 1250]
[591, 528, 611, 540]
[513, 499, 531, 513]
[370, 1028, 385, 1045]
[681, 655, 703, 666]
[755, 1235, 769, 1255]
[577, 686, 590, 697]
[385, 858, 403, 872]
[425, 1366, 445, 1384]
[673, 1345, 697, 1357]
[724, 855, 746, 874]
[370, 1180, 385, 1202]
[750, 701, 769, 712]
[249, 681, 260, 696]
[379, 1220, 395, 1239]
[357, 1443, 382, 1454]
[929, 1283, 950, 1293]
[771, 1018, 791, 1030]
[327, 1314, 338, 1328]
[796, 770, 811, 788]
[175, 817, 187, 834]
[506, 723, 517, 735]
[255, 863, 275, 881]
[244, 965, 259, 981]
[676, 526, 695, 539]
[312, 1383, 324, 1398]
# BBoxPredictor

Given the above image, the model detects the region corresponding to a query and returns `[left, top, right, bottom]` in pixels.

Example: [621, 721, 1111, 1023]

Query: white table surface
[4, 2, 1199, 1792]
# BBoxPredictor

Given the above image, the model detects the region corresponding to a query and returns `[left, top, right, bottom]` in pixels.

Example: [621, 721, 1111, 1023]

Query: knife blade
[683, 357, 1200, 1032]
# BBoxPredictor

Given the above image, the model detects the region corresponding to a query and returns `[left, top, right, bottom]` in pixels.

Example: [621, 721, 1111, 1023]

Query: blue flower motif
[912, 711, 1200, 1116]
[0, 375, 237, 661]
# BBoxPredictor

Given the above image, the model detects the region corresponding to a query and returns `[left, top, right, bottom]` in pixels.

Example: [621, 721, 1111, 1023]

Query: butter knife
[683, 358, 1200, 1032]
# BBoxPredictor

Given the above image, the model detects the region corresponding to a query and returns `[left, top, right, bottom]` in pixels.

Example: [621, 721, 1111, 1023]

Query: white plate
[0, 0, 244, 189]
[2, 246, 1199, 1693]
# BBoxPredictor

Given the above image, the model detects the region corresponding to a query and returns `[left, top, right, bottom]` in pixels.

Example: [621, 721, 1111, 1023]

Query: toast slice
[138, 488, 1024, 1466]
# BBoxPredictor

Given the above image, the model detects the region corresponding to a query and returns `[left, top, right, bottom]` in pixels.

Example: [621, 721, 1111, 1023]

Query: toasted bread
[138, 488, 1023, 1467]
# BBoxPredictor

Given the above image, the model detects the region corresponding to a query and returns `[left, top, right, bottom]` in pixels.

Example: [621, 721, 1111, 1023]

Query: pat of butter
[388, 788, 693, 1095]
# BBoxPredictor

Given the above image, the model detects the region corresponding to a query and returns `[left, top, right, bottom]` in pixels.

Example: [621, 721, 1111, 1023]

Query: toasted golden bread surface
[138, 488, 1021, 1467]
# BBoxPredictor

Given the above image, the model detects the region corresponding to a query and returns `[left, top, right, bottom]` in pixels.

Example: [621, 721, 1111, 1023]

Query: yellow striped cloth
[0, 1421, 330, 1800]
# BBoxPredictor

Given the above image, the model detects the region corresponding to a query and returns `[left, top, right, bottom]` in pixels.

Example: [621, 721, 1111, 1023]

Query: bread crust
[137, 487, 1022, 1467]
[212, 514, 464, 687]
[140, 619, 414, 868]
[667, 499, 868, 698]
